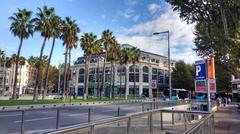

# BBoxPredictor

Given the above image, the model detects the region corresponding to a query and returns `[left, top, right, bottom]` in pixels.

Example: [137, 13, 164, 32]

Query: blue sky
[0, 0, 199, 66]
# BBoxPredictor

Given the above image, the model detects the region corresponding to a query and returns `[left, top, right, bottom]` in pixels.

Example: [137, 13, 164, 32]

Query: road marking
[14, 117, 55, 123]
[67, 113, 88, 117]
[0, 114, 22, 117]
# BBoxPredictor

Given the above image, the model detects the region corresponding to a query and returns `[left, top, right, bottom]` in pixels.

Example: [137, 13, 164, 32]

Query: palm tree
[40, 55, 48, 96]
[100, 30, 115, 98]
[93, 40, 103, 98]
[130, 47, 140, 99]
[80, 33, 98, 99]
[9, 54, 17, 96]
[18, 56, 26, 94]
[120, 47, 132, 99]
[107, 38, 120, 98]
[27, 56, 38, 88]
[42, 15, 62, 99]
[9, 8, 34, 100]
[60, 17, 80, 100]
[33, 5, 55, 101]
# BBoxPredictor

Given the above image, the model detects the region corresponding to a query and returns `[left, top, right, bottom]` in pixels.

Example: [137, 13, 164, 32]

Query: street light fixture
[153, 30, 172, 100]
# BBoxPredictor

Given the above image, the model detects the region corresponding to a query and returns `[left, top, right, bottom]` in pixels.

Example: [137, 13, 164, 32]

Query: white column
[139, 63, 143, 96]
[125, 64, 129, 97]
[149, 65, 153, 98]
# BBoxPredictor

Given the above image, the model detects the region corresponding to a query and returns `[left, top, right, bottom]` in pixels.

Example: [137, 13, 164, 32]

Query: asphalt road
[0, 102, 143, 134]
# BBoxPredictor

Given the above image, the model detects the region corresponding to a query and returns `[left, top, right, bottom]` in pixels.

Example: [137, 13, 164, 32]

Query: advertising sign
[195, 60, 207, 80]
[208, 57, 215, 79]
[150, 80, 157, 89]
[195, 80, 207, 92]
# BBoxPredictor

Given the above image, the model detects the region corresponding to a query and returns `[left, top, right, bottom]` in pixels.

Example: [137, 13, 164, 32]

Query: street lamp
[153, 30, 172, 100]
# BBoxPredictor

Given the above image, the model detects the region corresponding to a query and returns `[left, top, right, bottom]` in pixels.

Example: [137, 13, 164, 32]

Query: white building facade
[71, 44, 175, 98]
[0, 62, 32, 95]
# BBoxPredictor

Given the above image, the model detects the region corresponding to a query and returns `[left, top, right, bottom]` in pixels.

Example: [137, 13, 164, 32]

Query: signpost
[150, 80, 157, 89]
[195, 57, 216, 112]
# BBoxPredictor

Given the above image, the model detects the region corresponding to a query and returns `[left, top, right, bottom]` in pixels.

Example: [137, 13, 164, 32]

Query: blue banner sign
[195, 60, 207, 80]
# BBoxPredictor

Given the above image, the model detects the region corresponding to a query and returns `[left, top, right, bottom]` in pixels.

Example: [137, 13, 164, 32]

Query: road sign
[195, 60, 207, 80]
[150, 80, 157, 89]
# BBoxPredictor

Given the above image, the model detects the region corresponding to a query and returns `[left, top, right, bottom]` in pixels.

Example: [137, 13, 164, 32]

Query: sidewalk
[214, 104, 240, 134]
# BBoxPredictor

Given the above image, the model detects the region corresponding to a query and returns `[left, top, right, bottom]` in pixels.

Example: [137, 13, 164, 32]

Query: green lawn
[0, 98, 128, 106]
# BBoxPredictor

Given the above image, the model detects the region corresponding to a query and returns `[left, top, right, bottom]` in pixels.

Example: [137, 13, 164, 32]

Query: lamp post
[153, 30, 172, 100]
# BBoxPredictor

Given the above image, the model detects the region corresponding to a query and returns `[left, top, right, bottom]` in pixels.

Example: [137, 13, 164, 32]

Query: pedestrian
[223, 97, 226, 107]
[216, 97, 220, 110]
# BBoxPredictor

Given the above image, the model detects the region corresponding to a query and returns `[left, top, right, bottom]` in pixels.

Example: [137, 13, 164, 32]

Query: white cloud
[148, 3, 160, 14]
[117, 7, 199, 63]
[119, 8, 140, 22]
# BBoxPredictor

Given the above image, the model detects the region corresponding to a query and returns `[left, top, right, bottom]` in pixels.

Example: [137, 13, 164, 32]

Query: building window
[117, 65, 125, 84]
[89, 68, 95, 82]
[129, 65, 139, 82]
[105, 67, 111, 82]
[152, 68, 158, 80]
[158, 69, 164, 84]
[143, 66, 149, 83]
[78, 68, 84, 83]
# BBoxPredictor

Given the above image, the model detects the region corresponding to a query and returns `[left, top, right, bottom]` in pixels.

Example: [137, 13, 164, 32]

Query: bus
[164, 89, 190, 100]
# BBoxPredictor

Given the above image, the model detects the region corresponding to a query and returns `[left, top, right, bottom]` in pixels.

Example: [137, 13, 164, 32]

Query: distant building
[0, 62, 35, 95]
[71, 44, 175, 98]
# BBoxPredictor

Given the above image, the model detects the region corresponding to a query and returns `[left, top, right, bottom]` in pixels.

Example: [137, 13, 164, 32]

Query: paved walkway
[214, 104, 240, 134]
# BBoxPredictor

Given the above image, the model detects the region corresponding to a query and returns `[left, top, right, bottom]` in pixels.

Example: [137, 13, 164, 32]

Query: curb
[0, 99, 143, 111]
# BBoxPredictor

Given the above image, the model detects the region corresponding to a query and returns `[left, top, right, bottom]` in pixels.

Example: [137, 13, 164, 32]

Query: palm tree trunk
[101, 52, 107, 99]
[124, 63, 128, 99]
[112, 61, 116, 98]
[67, 48, 71, 99]
[43, 37, 56, 100]
[119, 64, 122, 98]
[62, 45, 68, 100]
[19, 66, 22, 94]
[12, 36, 23, 100]
[96, 55, 100, 98]
[109, 61, 113, 98]
[33, 37, 47, 102]
[133, 64, 136, 99]
[84, 56, 90, 99]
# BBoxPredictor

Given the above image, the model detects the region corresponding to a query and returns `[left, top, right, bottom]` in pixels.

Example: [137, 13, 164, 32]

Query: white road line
[0, 114, 22, 117]
[67, 113, 88, 117]
[14, 117, 55, 123]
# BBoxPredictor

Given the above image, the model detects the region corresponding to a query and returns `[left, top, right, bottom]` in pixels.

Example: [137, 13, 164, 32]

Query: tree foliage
[171, 61, 194, 91]
[167, 0, 240, 76]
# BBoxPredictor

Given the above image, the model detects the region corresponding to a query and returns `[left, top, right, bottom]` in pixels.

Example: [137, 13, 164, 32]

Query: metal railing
[45, 108, 211, 134]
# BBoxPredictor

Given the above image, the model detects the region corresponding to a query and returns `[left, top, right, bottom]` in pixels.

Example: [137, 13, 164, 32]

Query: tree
[92, 40, 103, 98]
[33, 5, 55, 101]
[18, 56, 26, 94]
[166, 0, 240, 76]
[9, 8, 34, 99]
[107, 37, 120, 98]
[43, 15, 62, 99]
[171, 61, 194, 91]
[120, 47, 132, 99]
[130, 47, 140, 98]
[60, 17, 80, 100]
[100, 30, 115, 98]
[80, 33, 98, 99]
[27, 56, 38, 88]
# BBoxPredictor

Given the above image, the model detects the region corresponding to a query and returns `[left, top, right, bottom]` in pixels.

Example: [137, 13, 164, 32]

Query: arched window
[78, 68, 84, 83]
[129, 65, 139, 82]
[143, 66, 149, 83]
[152, 68, 158, 80]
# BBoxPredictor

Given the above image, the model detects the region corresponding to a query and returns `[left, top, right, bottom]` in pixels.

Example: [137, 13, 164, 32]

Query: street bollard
[160, 111, 163, 130]
[88, 108, 91, 123]
[184, 112, 187, 131]
[21, 110, 25, 134]
[117, 107, 120, 117]
[56, 109, 60, 129]
[172, 108, 174, 125]
[127, 117, 131, 134]
[150, 113, 153, 134]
